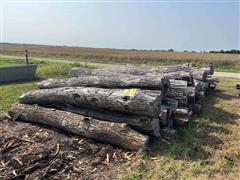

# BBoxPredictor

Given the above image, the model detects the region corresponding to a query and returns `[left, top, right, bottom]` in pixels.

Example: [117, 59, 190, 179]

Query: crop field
[1, 43, 239, 72]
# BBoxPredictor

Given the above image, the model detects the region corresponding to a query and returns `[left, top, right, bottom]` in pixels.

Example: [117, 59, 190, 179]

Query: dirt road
[1, 54, 239, 78]
[213, 72, 239, 78]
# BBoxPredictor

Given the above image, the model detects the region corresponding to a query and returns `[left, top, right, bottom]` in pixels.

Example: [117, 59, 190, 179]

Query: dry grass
[1, 43, 239, 65]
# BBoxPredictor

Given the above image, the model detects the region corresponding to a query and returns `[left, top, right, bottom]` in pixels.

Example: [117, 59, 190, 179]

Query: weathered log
[205, 77, 219, 90]
[173, 115, 189, 127]
[69, 67, 194, 85]
[68, 67, 92, 77]
[164, 98, 179, 111]
[145, 64, 205, 82]
[193, 79, 203, 93]
[8, 103, 149, 150]
[151, 64, 207, 81]
[54, 104, 160, 137]
[19, 87, 162, 117]
[187, 86, 196, 103]
[167, 80, 188, 105]
[173, 107, 192, 127]
[69, 64, 190, 77]
[187, 79, 204, 103]
[199, 65, 214, 75]
[194, 79, 209, 93]
[159, 109, 168, 126]
[174, 107, 192, 116]
[206, 77, 219, 84]
[38, 75, 170, 92]
[191, 70, 208, 81]
[155, 71, 193, 85]
[70, 64, 207, 82]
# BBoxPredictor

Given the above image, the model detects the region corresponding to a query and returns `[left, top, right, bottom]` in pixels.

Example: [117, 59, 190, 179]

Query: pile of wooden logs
[8, 63, 218, 150]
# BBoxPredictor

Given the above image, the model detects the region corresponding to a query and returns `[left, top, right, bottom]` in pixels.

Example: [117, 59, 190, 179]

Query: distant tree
[230, 49, 240, 54]
[209, 49, 240, 54]
[168, 49, 174, 52]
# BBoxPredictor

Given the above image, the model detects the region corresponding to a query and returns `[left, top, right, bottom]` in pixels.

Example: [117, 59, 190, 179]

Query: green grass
[0, 82, 37, 113]
[0, 57, 26, 67]
[35, 61, 91, 79]
[120, 77, 240, 180]
[0, 58, 92, 113]
[0, 56, 92, 78]
[1, 51, 239, 72]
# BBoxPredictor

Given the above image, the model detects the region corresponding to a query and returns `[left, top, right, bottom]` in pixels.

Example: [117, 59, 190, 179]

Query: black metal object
[25, 49, 29, 65]
[0, 64, 37, 83]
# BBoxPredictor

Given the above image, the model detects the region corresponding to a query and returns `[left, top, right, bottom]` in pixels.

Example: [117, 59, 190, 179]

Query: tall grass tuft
[36, 62, 91, 79]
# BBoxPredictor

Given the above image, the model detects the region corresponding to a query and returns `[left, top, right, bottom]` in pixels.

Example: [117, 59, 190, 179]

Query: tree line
[209, 50, 240, 54]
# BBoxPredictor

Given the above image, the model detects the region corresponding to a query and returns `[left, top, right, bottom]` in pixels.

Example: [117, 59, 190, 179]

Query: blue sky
[1, 1, 239, 51]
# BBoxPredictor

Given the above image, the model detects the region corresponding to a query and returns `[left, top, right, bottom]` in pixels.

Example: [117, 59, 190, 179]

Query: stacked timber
[7, 63, 218, 150]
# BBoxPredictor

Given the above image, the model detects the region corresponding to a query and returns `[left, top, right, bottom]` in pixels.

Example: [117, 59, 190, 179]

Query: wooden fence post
[25, 49, 29, 65]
